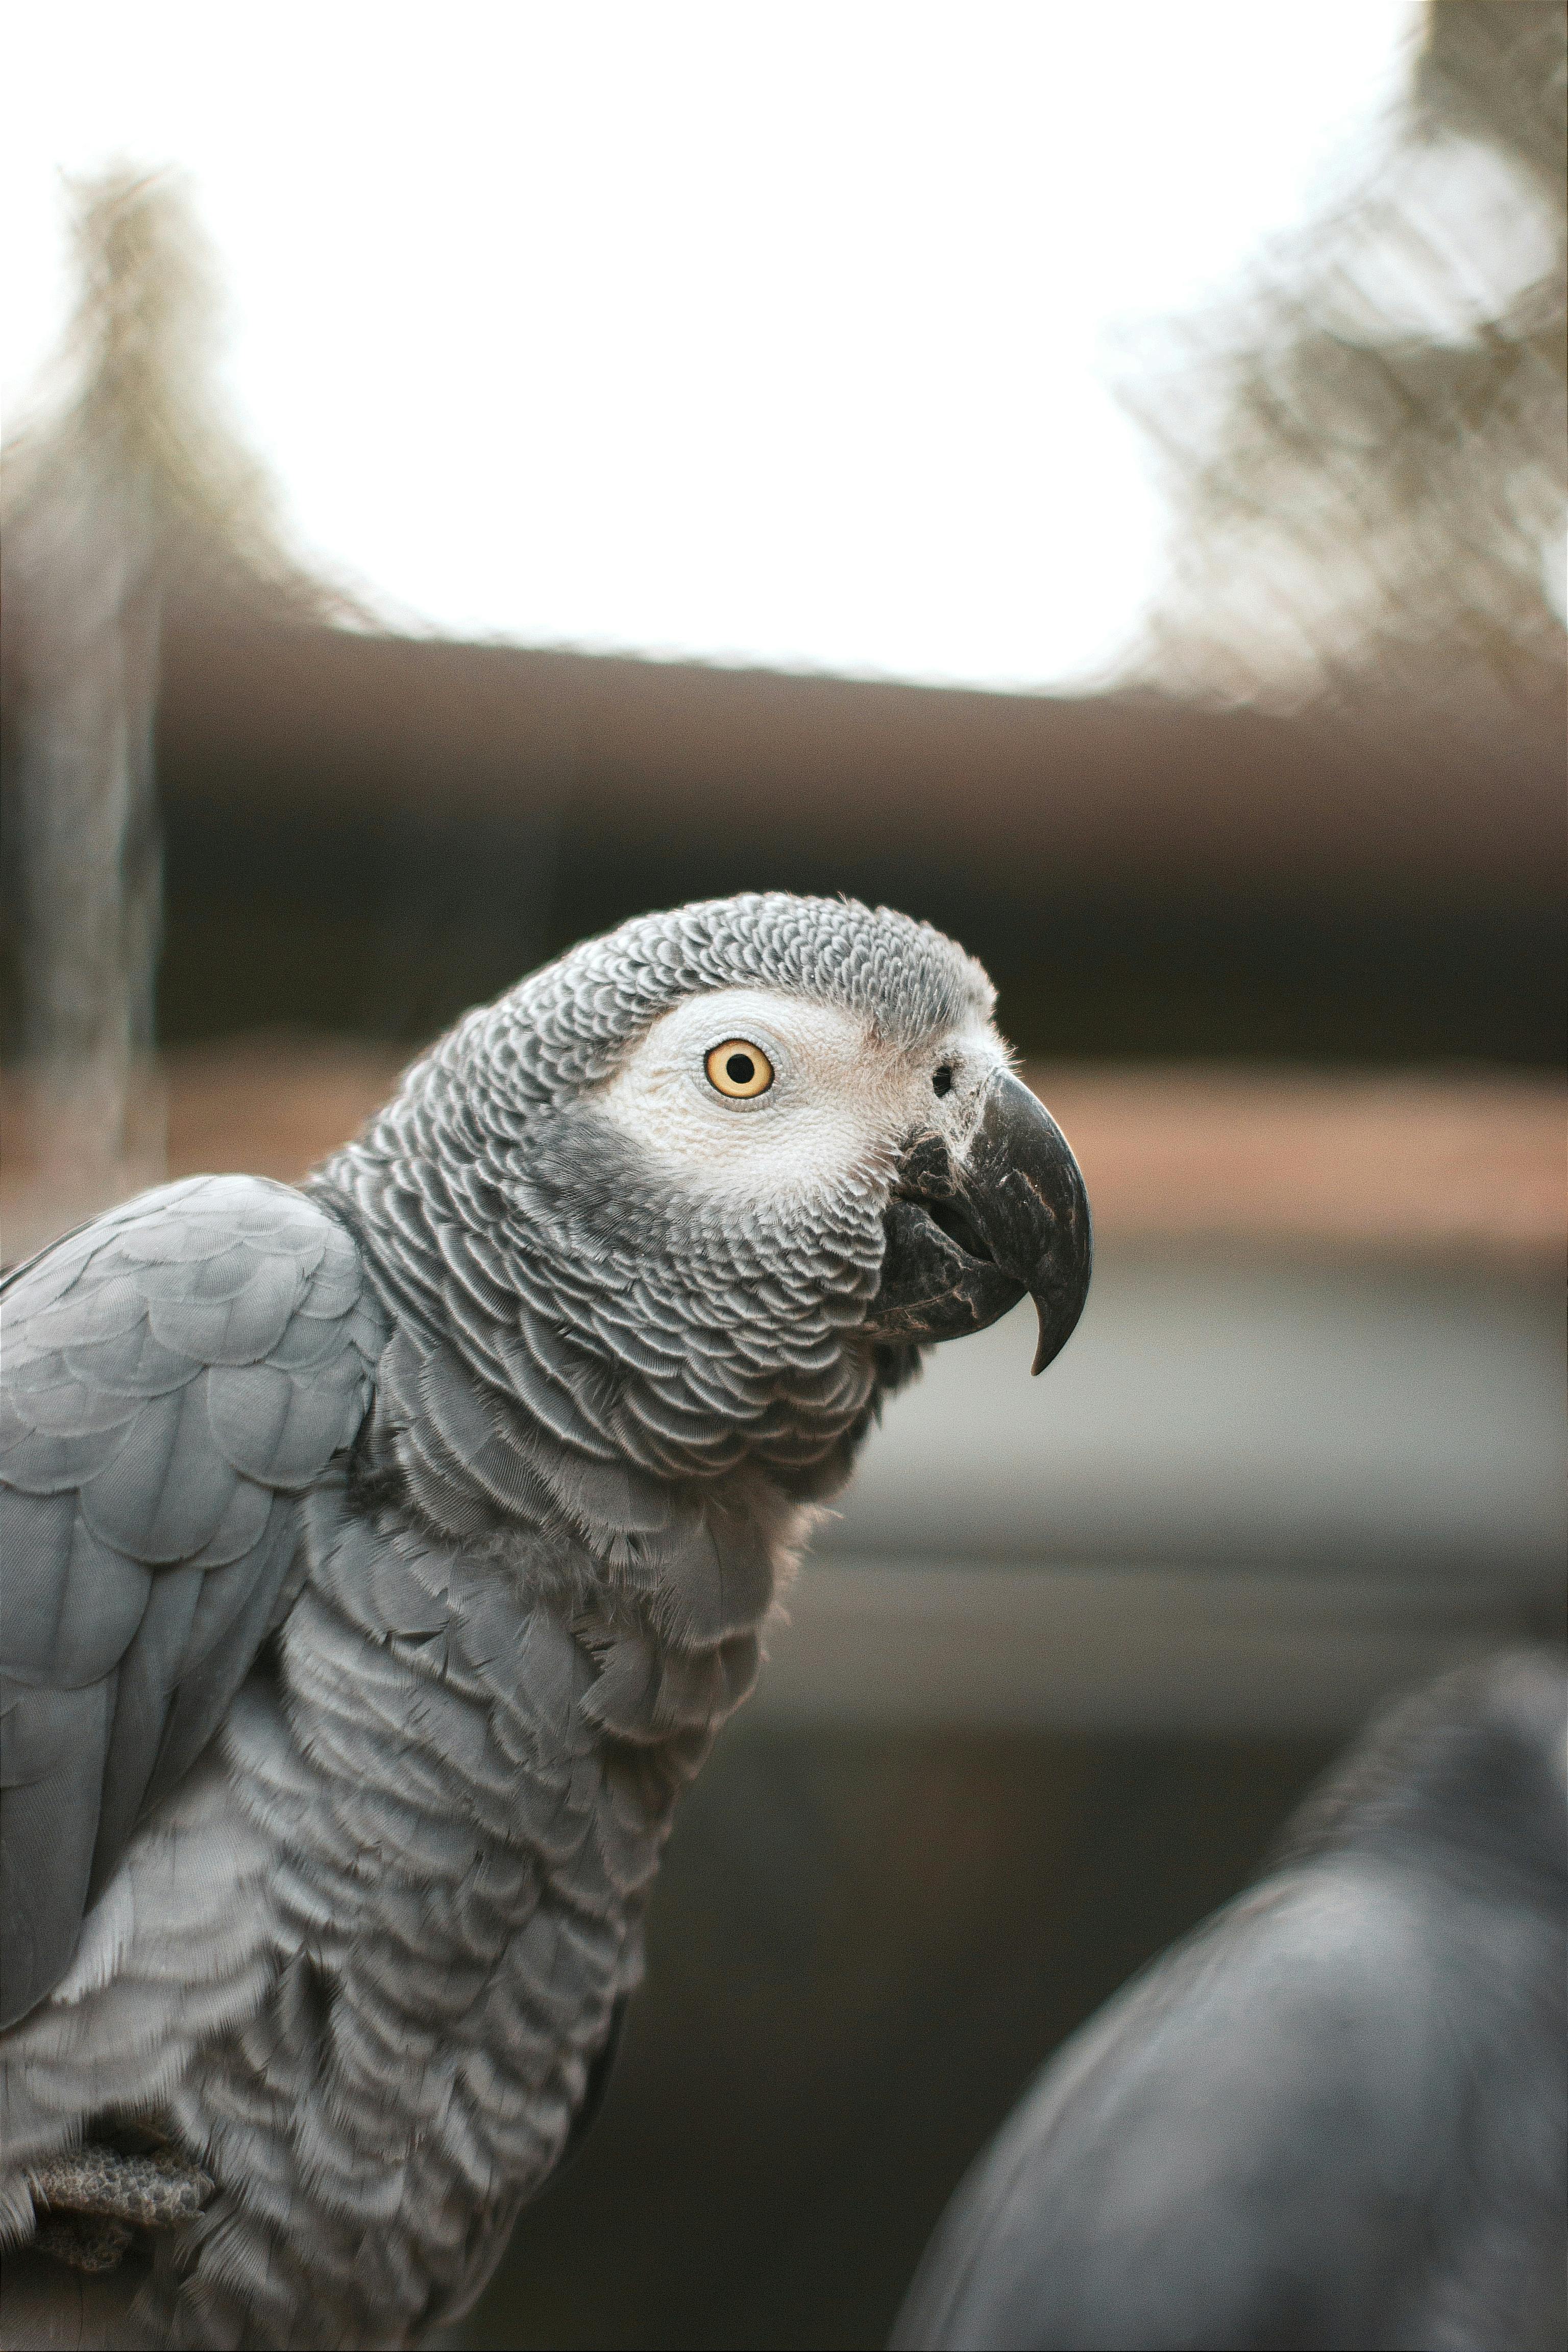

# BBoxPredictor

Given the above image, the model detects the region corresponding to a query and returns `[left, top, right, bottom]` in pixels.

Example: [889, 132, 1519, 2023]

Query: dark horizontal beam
[157, 614, 1565, 900]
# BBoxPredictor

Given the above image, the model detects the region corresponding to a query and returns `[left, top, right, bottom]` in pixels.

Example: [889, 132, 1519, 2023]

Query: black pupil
[933, 1065, 954, 1097]
[726, 1052, 756, 1086]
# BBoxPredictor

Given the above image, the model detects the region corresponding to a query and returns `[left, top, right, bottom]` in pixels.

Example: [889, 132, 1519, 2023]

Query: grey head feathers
[315, 896, 1001, 1528]
[425, 891, 997, 1108]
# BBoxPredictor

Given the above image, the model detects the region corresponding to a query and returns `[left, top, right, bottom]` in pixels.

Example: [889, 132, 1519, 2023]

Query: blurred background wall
[2, 5, 1563, 2345]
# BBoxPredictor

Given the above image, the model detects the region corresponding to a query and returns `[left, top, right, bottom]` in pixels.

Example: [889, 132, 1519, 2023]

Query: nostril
[933, 1065, 954, 1098]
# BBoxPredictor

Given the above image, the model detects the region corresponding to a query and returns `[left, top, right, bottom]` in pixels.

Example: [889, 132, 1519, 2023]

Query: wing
[0, 1174, 384, 2029]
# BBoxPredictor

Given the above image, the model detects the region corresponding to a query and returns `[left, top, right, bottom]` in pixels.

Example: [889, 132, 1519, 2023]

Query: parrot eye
[706, 1040, 775, 1098]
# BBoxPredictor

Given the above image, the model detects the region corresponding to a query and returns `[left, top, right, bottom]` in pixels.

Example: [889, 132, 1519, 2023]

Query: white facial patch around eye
[590, 987, 1004, 1205]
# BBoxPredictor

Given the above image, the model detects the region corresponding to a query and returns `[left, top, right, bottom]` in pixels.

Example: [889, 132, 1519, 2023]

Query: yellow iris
[705, 1041, 774, 1097]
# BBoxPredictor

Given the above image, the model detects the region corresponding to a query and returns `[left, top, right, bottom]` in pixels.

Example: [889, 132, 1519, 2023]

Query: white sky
[4, 2, 1421, 691]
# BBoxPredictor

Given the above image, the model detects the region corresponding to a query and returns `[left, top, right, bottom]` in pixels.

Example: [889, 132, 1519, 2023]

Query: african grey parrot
[0, 894, 1091, 2349]
[892, 1649, 1568, 2352]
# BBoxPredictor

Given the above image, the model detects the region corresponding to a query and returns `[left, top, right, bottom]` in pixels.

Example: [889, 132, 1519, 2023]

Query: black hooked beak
[864, 1069, 1092, 1376]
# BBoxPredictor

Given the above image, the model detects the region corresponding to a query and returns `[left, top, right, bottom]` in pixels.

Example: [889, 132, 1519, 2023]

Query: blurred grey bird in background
[0, 893, 1091, 2350]
[893, 1649, 1567, 2352]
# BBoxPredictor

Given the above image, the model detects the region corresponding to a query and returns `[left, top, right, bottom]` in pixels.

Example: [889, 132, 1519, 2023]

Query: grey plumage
[893, 1651, 1568, 2352]
[2, 1180, 381, 2028]
[0, 893, 1090, 2349]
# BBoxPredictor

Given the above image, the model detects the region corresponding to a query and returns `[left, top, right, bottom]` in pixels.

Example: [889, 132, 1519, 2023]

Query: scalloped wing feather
[0, 1176, 382, 2028]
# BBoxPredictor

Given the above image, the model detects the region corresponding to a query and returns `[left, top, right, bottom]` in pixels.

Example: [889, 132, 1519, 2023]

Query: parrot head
[367, 893, 1091, 1496]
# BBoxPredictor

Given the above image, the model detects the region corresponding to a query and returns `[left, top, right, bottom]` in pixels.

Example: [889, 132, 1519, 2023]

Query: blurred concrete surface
[756, 1559, 1541, 1740]
[764, 1258, 1564, 1735]
[825, 1261, 1562, 1581]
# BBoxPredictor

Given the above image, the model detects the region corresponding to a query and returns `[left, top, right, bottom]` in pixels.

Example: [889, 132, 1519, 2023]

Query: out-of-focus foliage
[1125, 2, 1567, 704]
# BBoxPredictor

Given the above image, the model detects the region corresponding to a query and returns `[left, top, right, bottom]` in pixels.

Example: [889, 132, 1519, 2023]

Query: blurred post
[2, 174, 182, 1252]
[1, 168, 343, 1264]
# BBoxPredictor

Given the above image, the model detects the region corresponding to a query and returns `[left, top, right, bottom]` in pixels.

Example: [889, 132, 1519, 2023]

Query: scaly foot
[26, 2143, 214, 2272]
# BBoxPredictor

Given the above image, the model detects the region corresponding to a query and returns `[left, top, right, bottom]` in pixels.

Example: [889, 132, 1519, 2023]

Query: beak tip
[1030, 1254, 1090, 1378]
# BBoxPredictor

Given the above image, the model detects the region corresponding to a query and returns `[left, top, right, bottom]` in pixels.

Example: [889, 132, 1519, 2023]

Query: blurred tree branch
[1121, 2, 1566, 706]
